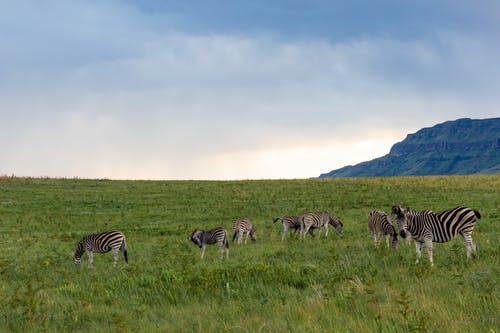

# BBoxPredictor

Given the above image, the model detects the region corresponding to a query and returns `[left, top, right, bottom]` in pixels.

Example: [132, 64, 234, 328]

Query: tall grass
[0, 175, 498, 331]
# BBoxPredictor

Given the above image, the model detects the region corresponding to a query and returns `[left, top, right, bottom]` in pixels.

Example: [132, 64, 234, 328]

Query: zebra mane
[329, 216, 343, 227]
[401, 208, 435, 216]
[73, 241, 85, 256]
[402, 207, 435, 216]
[190, 229, 203, 237]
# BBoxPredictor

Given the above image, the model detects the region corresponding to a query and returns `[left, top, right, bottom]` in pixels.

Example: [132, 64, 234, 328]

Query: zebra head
[391, 233, 399, 249]
[72, 242, 84, 265]
[190, 229, 204, 248]
[72, 252, 81, 265]
[329, 216, 343, 235]
[391, 205, 408, 238]
[249, 228, 257, 241]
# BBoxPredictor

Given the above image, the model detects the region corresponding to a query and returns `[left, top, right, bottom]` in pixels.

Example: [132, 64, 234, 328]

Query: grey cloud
[1, 1, 499, 179]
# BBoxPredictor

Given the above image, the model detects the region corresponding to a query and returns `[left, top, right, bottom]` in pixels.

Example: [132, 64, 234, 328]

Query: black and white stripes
[368, 210, 398, 248]
[273, 215, 304, 240]
[232, 218, 256, 244]
[73, 230, 128, 267]
[391, 205, 481, 265]
[299, 211, 343, 239]
[190, 227, 229, 259]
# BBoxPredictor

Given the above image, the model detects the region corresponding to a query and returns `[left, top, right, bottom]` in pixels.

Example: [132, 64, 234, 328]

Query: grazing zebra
[232, 218, 256, 244]
[368, 210, 398, 248]
[190, 227, 229, 259]
[299, 211, 343, 239]
[273, 215, 313, 240]
[73, 230, 128, 267]
[391, 205, 481, 265]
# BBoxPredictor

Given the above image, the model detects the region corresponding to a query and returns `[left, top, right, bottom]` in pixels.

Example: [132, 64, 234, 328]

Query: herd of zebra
[72, 205, 481, 267]
[189, 212, 344, 260]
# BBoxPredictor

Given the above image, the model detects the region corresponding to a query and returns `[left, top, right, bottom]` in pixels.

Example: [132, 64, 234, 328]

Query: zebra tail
[474, 210, 481, 219]
[232, 231, 238, 242]
[224, 234, 229, 249]
[121, 238, 128, 263]
[273, 218, 281, 223]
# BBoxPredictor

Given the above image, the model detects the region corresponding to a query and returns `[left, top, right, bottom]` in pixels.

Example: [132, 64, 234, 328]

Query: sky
[1, 0, 499, 180]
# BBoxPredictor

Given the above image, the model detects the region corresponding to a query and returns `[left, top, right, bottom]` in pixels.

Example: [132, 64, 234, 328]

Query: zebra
[72, 230, 128, 267]
[190, 227, 229, 259]
[299, 211, 343, 239]
[368, 210, 398, 248]
[273, 215, 314, 240]
[232, 218, 256, 244]
[391, 205, 481, 265]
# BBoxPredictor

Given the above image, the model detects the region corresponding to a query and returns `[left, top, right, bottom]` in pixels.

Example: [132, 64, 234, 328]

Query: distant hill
[320, 117, 500, 178]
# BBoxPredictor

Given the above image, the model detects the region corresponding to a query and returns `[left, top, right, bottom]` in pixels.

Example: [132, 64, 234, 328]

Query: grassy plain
[0, 175, 498, 332]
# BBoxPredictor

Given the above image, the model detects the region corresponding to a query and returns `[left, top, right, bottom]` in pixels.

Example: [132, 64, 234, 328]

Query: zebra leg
[463, 233, 477, 259]
[112, 248, 119, 266]
[375, 231, 382, 246]
[415, 242, 422, 264]
[385, 234, 390, 248]
[301, 224, 312, 239]
[299, 218, 306, 240]
[87, 251, 94, 268]
[282, 225, 288, 241]
[324, 225, 329, 237]
[200, 244, 206, 259]
[244, 231, 249, 244]
[425, 240, 434, 266]
[219, 241, 229, 259]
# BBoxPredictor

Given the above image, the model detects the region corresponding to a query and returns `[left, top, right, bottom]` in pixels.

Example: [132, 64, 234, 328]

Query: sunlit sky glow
[1, 1, 499, 180]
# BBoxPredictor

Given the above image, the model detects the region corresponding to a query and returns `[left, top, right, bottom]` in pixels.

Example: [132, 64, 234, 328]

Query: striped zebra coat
[368, 210, 398, 248]
[73, 230, 128, 267]
[391, 205, 481, 265]
[273, 215, 314, 240]
[232, 218, 256, 244]
[299, 211, 343, 239]
[190, 227, 229, 259]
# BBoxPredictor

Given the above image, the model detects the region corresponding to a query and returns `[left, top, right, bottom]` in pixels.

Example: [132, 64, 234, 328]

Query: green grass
[0, 175, 498, 332]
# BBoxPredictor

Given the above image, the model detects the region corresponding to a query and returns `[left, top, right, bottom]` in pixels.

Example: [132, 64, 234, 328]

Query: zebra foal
[232, 218, 256, 244]
[190, 227, 229, 259]
[73, 230, 128, 267]
[368, 210, 398, 248]
[391, 205, 481, 265]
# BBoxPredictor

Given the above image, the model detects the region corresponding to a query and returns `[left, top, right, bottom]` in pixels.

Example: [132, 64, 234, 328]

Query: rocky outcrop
[320, 118, 500, 178]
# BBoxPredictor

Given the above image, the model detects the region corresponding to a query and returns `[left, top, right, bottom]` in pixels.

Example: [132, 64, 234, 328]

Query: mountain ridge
[319, 117, 500, 178]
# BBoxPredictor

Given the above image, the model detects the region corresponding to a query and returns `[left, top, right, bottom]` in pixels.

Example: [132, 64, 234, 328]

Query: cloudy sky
[1, 1, 499, 180]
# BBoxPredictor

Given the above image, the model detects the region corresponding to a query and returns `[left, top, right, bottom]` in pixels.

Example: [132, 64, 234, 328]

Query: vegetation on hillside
[0, 175, 498, 332]
[321, 117, 500, 177]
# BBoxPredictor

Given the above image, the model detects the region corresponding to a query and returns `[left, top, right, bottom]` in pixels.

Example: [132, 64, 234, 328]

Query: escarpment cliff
[320, 118, 500, 178]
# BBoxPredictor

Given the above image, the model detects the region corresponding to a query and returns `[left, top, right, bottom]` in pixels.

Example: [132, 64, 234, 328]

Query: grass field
[0, 175, 498, 332]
